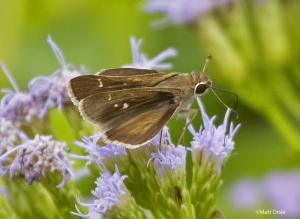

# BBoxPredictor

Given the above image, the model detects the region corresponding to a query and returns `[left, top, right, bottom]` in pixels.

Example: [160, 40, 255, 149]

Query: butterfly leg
[177, 109, 198, 146]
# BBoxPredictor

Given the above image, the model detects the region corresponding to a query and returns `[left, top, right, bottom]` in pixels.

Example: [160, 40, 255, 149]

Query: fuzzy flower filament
[72, 132, 127, 168]
[123, 36, 177, 70]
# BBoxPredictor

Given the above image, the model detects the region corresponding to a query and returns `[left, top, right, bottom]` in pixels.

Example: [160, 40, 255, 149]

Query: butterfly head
[192, 72, 212, 96]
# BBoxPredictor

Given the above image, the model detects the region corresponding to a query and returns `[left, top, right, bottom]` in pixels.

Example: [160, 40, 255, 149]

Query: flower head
[149, 144, 186, 179]
[73, 165, 127, 217]
[28, 36, 81, 117]
[144, 0, 234, 25]
[0, 63, 42, 123]
[123, 36, 177, 70]
[147, 126, 186, 183]
[0, 118, 24, 152]
[230, 170, 300, 218]
[263, 171, 300, 218]
[229, 179, 263, 211]
[0, 118, 26, 174]
[189, 98, 240, 174]
[0, 135, 72, 188]
[0, 90, 42, 123]
[73, 132, 127, 167]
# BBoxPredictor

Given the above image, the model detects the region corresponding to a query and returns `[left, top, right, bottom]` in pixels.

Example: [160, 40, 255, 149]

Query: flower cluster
[72, 132, 127, 167]
[189, 98, 240, 174]
[0, 36, 81, 124]
[143, 0, 234, 24]
[73, 166, 128, 218]
[0, 118, 26, 175]
[0, 135, 72, 188]
[0, 35, 240, 219]
[72, 103, 239, 218]
[149, 143, 186, 180]
[230, 170, 300, 218]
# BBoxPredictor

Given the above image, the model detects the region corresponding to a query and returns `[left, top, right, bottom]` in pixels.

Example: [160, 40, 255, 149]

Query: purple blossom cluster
[230, 170, 300, 218]
[148, 127, 186, 179]
[149, 144, 186, 179]
[188, 97, 240, 174]
[0, 118, 27, 175]
[0, 36, 81, 124]
[72, 132, 127, 167]
[0, 135, 72, 188]
[143, 0, 234, 24]
[0, 35, 241, 218]
[73, 165, 127, 218]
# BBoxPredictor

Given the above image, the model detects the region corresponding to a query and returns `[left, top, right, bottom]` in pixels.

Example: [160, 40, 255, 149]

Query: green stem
[263, 103, 300, 152]
[271, 73, 300, 122]
[196, 15, 245, 82]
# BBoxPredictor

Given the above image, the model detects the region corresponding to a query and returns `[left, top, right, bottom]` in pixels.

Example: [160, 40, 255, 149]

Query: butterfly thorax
[155, 72, 208, 114]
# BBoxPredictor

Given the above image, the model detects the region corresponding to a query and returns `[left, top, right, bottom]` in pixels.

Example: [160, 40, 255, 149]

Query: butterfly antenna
[202, 55, 212, 72]
[210, 87, 239, 118]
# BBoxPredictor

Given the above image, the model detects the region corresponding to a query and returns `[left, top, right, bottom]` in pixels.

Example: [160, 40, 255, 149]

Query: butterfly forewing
[68, 70, 178, 105]
[98, 68, 158, 76]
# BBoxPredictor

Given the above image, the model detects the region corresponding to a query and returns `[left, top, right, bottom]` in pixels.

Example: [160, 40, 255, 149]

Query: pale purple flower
[144, 0, 234, 25]
[0, 135, 72, 188]
[229, 179, 263, 211]
[189, 97, 240, 174]
[0, 90, 42, 123]
[0, 63, 42, 123]
[147, 126, 173, 147]
[28, 36, 81, 117]
[72, 165, 127, 218]
[123, 36, 177, 70]
[263, 171, 300, 218]
[149, 144, 186, 178]
[0, 118, 24, 152]
[72, 132, 127, 166]
[229, 170, 300, 218]
[0, 118, 27, 175]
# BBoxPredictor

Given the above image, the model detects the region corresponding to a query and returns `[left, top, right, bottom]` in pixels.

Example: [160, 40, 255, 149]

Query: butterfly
[67, 68, 212, 148]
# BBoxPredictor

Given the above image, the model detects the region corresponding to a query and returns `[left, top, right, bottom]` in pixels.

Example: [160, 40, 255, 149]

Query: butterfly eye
[195, 83, 209, 95]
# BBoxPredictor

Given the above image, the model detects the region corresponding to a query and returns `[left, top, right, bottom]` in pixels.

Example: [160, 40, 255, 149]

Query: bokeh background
[0, 0, 299, 218]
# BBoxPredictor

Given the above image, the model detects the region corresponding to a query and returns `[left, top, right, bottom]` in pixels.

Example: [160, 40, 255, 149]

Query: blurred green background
[0, 0, 298, 218]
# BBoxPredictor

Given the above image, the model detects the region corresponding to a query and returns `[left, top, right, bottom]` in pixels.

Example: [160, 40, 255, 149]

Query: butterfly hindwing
[78, 88, 182, 146]
[103, 101, 178, 148]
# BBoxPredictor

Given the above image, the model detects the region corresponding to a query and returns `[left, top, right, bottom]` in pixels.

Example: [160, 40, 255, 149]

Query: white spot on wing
[98, 79, 103, 87]
[108, 94, 112, 101]
[123, 103, 129, 109]
[114, 104, 118, 108]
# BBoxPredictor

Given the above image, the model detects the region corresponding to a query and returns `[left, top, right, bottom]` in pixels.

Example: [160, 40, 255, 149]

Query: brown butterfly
[67, 68, 212, 148]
